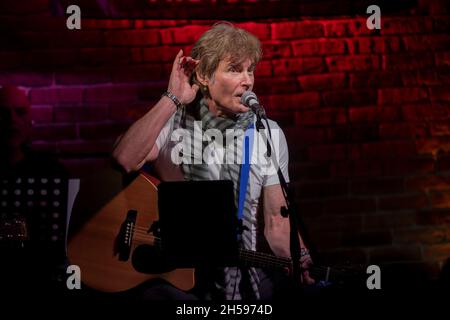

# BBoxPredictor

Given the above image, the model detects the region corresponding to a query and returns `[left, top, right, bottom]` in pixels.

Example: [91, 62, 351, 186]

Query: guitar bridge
[115, 209, 137, 261]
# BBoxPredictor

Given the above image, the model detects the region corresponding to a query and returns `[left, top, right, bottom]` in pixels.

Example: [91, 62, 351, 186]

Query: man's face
[206, 57, 256, 116]
[0, 88, 31, 148]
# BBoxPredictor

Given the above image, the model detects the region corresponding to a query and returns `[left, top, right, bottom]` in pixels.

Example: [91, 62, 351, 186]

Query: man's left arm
[263, 184, 315, 285]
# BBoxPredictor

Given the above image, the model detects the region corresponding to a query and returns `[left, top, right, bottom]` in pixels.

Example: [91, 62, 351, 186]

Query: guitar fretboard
[135, 232, 358, 283]
[238, 248, 291, 269]
[238, 248, 356, 283]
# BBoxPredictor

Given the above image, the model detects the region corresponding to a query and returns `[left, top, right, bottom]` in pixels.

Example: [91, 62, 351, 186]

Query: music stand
[157, 179, 239, 268]
[0, 176, 68, 248]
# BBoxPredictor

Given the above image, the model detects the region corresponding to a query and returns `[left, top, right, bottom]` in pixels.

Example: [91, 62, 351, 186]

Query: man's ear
[195, 71, 208, 87]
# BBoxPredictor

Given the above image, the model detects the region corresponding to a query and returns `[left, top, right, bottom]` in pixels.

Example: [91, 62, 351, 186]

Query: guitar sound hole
[132, 244, 175, 274]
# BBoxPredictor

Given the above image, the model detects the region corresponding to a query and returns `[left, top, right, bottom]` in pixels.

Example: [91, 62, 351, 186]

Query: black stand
[255, 110, 314, 290]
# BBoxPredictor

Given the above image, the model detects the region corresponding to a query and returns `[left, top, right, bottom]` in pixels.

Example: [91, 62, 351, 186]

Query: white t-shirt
[152, 112, 290, 226]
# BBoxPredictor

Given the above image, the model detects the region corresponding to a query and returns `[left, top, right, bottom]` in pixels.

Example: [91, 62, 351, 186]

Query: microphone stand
[253, 107, 265, 131]
[254, 107, 313, 293]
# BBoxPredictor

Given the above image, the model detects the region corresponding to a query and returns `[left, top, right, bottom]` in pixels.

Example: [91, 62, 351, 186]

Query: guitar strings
[129, 227, 351, 279]
[131, 228, 342, 273]
[238, 251, 343, 278]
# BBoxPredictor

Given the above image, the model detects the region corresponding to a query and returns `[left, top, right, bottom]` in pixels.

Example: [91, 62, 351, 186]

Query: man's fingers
[298, 255, 315, 285]
[182, 58, 198, 75]
[172, 49, 183, 70]
[301, 270, 315, 285]
[300, 255, 313, 268]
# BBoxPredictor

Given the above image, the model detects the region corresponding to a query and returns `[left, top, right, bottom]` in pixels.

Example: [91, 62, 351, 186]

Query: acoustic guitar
[67, 169, 360, 293]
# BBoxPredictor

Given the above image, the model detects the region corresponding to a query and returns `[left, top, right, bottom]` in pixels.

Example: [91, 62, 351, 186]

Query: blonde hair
[191, 22, 262, 79]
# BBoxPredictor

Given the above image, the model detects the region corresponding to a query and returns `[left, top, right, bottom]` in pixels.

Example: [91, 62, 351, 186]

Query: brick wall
[1, 0, 449, 289]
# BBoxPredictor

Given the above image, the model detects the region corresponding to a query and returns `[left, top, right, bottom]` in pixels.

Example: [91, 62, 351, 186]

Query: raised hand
[167, 49, 200, 105]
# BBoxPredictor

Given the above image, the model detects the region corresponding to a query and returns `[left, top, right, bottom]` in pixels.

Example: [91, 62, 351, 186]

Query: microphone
[241, 91, 267, 119]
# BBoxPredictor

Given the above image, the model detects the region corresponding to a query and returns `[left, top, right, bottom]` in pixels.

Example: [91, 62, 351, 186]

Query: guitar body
[67, 169, 194, 293]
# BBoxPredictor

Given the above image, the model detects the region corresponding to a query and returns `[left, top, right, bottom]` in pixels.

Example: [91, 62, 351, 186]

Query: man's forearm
[112, 96, 177, 172]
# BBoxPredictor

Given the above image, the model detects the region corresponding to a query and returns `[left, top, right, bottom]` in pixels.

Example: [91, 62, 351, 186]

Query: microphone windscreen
[241, 91, 258, 106]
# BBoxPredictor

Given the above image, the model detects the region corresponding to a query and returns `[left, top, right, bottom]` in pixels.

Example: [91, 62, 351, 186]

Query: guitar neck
[132, 232, 349, 284]
[238, 248, 342, 282]
[238, 248, 291, 269]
